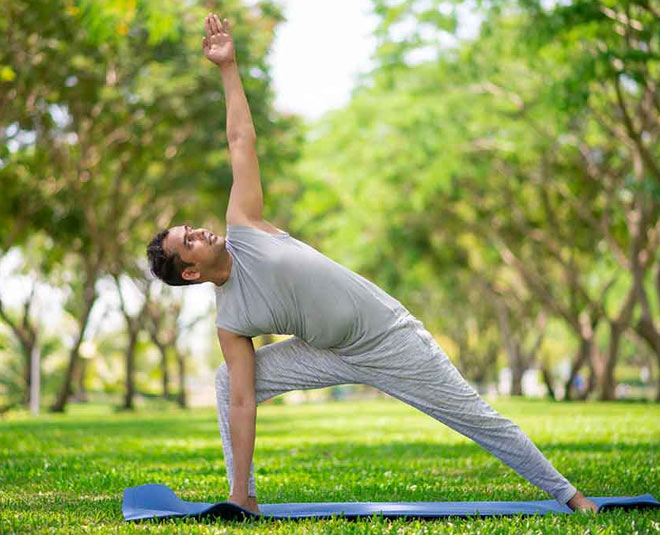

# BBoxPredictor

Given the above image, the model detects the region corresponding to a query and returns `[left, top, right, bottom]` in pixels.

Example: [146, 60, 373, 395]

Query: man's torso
[215, 221, 409, 355]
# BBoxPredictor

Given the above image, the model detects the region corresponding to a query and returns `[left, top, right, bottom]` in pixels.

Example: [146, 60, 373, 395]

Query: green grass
[1, 398, 659, 534]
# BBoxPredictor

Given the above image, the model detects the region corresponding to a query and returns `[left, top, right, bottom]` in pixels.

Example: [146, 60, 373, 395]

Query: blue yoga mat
[122, 483, 660, 521]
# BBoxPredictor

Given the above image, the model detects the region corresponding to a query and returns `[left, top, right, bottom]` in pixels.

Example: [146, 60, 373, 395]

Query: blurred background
[1, 0, 659, 415]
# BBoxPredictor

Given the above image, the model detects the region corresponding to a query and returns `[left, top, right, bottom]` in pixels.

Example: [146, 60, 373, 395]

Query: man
[146, 13, 598, 516]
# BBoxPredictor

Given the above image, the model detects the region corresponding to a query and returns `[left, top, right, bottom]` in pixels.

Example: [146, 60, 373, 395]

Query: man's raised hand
[203, 13, 236, 66]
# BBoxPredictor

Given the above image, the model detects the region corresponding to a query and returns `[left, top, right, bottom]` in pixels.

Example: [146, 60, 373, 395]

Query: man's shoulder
[226, 218, 288, 236]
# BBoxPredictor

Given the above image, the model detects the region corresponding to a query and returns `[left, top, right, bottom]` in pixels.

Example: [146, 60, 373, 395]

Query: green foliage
[2, 0, 660, 401]
[1, 0, 296, 262]
[287, 0, 660, 394]
[0, 0, 302, 409]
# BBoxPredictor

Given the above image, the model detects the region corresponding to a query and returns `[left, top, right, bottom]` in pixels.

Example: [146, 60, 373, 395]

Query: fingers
[222, 17, 230, 33]
[210, 13, 220, 34]
[202, 36, 208, 51]
[205, 13, 229, 36]
[205, 13, 218, 36]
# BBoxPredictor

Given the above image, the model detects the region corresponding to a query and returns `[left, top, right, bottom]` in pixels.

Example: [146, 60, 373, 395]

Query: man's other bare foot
[229, 494, 260, 514]
[567, 490, 598, 513]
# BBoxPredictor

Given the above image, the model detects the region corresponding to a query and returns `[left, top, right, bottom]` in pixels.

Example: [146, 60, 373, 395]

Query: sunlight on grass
[1, 398, 659, 534]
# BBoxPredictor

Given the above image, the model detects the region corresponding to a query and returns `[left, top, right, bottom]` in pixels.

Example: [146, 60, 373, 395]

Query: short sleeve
[215, 316, 254, 337]
[215, 289, 255, 337]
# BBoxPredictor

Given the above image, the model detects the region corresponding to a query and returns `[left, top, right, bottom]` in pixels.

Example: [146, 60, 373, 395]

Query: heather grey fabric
[215, 225, 410, 356]
[214, 310, 578, 506]
[213, 224, 577, 505]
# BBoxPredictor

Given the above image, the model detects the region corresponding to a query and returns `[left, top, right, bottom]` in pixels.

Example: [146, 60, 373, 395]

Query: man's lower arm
[220, 62, 256, 143]
[229, 402, 257, 498]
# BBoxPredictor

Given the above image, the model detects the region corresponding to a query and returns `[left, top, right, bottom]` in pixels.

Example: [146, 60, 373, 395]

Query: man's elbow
[229, 387, 256, 408]
[228, 129, 256, 145]
[230, 397, 256, 408]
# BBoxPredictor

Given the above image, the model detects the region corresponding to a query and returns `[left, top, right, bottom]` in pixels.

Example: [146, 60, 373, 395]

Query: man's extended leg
[346, 314, 579, 506]
[215, 336, 358, 498]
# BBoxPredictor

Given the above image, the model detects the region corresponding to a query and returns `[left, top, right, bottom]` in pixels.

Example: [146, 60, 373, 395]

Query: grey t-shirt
[215, 225, 409, 355]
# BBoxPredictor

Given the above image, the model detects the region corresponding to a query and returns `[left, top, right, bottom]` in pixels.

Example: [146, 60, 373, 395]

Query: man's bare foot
[246, 496, 260, 515]
[567, 490, 598, 513]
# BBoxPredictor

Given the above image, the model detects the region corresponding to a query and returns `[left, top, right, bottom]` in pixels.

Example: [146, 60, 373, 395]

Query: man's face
[163, 224, 225, 282]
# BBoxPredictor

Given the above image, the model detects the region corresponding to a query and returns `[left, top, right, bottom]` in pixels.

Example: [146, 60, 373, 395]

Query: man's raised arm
[203, 13, 263, 223]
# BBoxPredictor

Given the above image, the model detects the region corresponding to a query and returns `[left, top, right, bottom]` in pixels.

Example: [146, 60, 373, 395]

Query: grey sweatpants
[214, 311, 578, 505]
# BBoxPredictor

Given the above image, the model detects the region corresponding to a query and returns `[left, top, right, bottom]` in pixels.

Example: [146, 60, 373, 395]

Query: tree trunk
[114, 273, 150, 411]
[511, 354, 524, 396]
[540, 363, 556, 400]
[0, 294, 38, 408]
[634, 317, 660, 403]
[52, 343, 81, 411]
[158, 343, 170, 399]
[23, 343, 32, 405]
[75, 357, 89, 402]
[177, 352, 186, 408]
[600, 322, 624, 400]
[577, 358, 597, 401]
[144, 286, 180, 401]
[29, 343, 40, 415]
[564, 338, 590, 401]
[492, 296, 525, 395]
[18, 336, 36, 406]
[597, 278, 638, 400]
[123, 332, 138, 410]
[51, 280, 97, 412]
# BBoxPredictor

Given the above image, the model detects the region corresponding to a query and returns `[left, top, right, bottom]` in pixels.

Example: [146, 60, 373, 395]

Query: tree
[288, 0, 659, 403]
[1, 0, 298, 411]
[114, 273, 150, 410]
[144, 282, 180, 400]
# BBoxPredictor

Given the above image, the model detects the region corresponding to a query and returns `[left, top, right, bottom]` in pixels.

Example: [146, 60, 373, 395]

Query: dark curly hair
[146, 228, 197, 286]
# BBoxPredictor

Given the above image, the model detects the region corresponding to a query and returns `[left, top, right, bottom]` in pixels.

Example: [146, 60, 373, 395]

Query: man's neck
[210, 249, 233, 286]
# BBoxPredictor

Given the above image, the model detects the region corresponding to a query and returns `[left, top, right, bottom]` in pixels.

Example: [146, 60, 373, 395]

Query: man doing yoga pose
[146, 13, 597, 516]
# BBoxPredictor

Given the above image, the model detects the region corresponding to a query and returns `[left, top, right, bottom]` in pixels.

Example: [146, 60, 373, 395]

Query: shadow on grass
[4, 405, 659, 464]
[5, 433, 658, 461]
[2, 414, 213, 434]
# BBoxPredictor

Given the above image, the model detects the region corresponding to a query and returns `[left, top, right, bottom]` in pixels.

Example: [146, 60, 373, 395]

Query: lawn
[1, 397, 659, 534]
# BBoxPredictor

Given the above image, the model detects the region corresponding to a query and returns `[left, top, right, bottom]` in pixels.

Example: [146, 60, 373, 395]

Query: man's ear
[182, 267, 201, 281]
